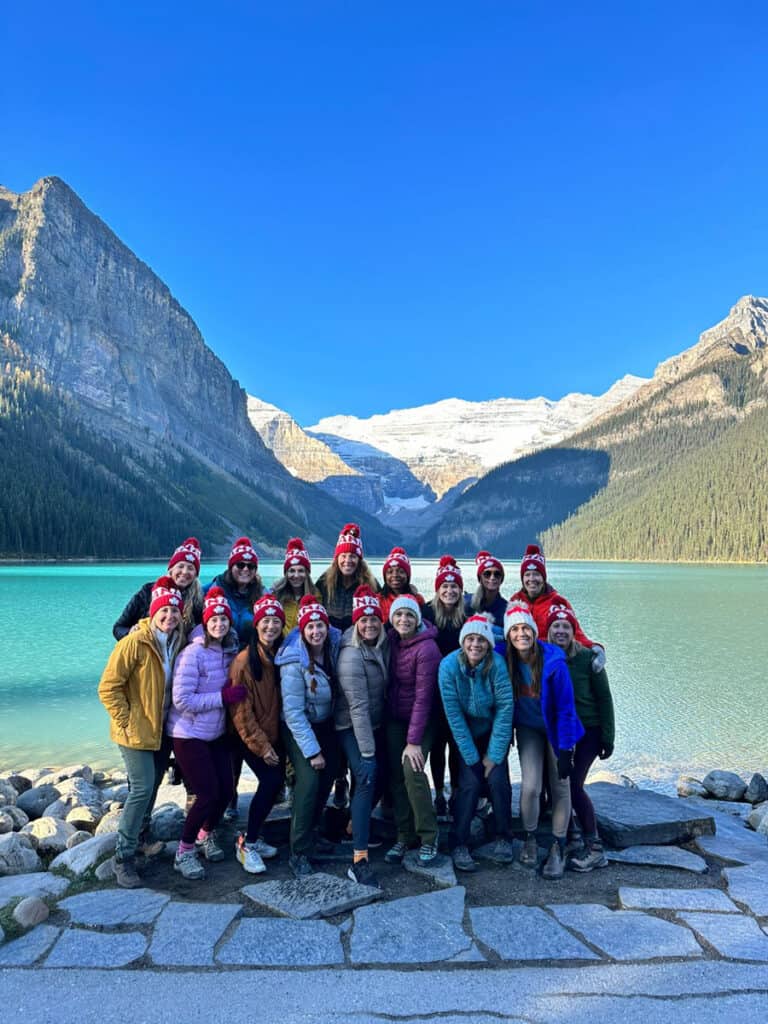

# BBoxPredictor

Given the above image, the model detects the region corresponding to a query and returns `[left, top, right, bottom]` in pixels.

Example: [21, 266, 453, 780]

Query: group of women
[98, 528, 615, 891]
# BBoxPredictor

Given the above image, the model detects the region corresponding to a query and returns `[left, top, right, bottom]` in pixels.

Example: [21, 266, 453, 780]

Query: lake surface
[0, 560, 765, 791]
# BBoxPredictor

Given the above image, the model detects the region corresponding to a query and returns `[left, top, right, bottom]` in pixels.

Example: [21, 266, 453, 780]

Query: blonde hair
[428, 594, 466, 631]
[470, 585, 503, 613]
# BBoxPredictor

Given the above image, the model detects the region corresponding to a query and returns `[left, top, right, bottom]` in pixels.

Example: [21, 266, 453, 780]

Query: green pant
[386, 718, 437, 847]
[281, 720, 339, 856]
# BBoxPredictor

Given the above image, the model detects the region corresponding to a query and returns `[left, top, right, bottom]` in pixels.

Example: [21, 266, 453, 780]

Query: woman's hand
[264, 746, 279, 767]
[402, 744, 425, 772]
[309, 752, 326, 771]
[482, 755, 496, 778]
[221, 685, 247, 706]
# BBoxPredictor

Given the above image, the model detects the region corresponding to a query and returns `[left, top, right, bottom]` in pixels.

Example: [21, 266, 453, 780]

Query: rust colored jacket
[226, 647, 280, 757]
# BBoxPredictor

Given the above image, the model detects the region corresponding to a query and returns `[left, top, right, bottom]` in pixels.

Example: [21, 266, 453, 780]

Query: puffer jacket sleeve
[487, 656, 514, 765]
[227, 651, 273, 757]
[591, 665, 615, 746]
[112, 583, 152, 641]
[438, 653, 479, 766]
[337, 644, 375, 758]
[172, 645, 224, 714]
[98, 634, 138, 732]
[550, 658, 585, 750]
[280, 661, 321, 758]
[407, 639, 440, 746]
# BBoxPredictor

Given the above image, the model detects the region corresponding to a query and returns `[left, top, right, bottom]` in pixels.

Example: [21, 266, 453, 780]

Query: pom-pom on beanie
[334, 522, 363, 560]
[202, 586, 232, 625]
[253, 594, 286, 626]
[504, 601, 538, 639]
[283, 537, 311, 574]
[168, 536, 201, 575]
[297, 594, 330, 633]
[389, 594, 422, 627]
[459, 613, 496, 648]
[435, 554, 463, 591]
[382, 546, 411, 581]
[476, 550, 505, 583]
[520, 543, 547, 582]
[229, 537, 259, 571]
[149, 576, 184, 619]
[352, 584, 383, 623]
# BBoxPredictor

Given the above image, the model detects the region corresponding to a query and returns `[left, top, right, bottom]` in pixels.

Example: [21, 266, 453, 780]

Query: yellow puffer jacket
[98, 619, 181, 751]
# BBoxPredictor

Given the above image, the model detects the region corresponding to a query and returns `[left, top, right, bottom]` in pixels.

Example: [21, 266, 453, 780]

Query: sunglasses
[482, 570, 502, 579]
[233, 562, 257, 571]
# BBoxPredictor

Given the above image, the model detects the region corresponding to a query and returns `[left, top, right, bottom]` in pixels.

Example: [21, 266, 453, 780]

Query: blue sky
[2, 2, 767, 424]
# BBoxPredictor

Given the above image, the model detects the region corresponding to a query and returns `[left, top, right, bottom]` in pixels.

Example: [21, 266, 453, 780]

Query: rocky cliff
[247, 396, 357, 482]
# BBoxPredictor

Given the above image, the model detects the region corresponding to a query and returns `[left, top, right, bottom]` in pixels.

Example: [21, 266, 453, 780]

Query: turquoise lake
[0, 560, 765, 791]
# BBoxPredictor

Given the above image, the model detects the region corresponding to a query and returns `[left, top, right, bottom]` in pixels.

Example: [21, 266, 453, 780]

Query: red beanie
[252, 594, 286, 626]
[284, 537, 311, 574]
[476, 550, 505, 583]
[334, 522, 363, 560]
[545, 603, 577, 638]
[229, 536, 259, 571]
[202, 586, 232, 625]
[435, 554, 463, 591]
[168, 536, 201, 575]
[149, 576, 184, 619]
[520, 543, 547, 582]
[352, 584, 383, 623]
[297, 594, 330, 633]
[382, 546, 411, 581]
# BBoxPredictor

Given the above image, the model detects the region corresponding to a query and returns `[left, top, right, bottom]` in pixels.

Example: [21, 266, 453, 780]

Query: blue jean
[452, 731, 512, 847]
[337, 726, 387, 852]
[116, 739, 168, 862]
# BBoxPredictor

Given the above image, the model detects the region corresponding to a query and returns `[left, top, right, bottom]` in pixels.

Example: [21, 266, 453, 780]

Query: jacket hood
[275, 624, 342, 669]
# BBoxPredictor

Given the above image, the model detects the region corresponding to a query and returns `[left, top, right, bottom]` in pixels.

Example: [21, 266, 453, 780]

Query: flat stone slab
[618, 887, 739, 912]
[469, 906, 599, 961]
[606, 845, 707, 873]
[550, 903, 703, 961]
[723, 865, 768, 916]
[403, 850, 457, 888]
[242, 872, 381, 920]
[694, 810, 768, 866]
[58, 888, 170, 925]
[680, 912, 768, 961]
[682, 795, 752, 821]
[49, 832, 116, 875]
[149, 902, 240, 966]
[350, 887, 470, 964]
[587, 782, 715, 848]
[0, 925, 60, 966]
[45, 929, 147, 968]
[0, 872, 70, 908]
[217, 918, 344, 966]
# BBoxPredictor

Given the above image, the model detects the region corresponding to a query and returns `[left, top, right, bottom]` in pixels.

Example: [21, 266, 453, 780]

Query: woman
[384, 594, 441, 866]
[422, 555, 466, 816]
[546, 604, 615, 872]
[335, 585, 390, 888]
[378, 547, 424, 622]
[438, 614, 514, 872]
[504, 601, 584, 880]
[112, 537, 204, 640]
[276, 594, 342, 877]
[227, 595, 287, 874]
[465, 550, 507, 632]
[166, 588, 244, 880]
[270, 537, 320, 634]
[98, 576, 187, 888]
[315, 523, 379, 631]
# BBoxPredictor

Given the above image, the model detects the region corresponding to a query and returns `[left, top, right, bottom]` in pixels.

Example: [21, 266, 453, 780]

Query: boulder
[677, 775, 708, 798]
[21, 817, 78, 855]
[36, 765, 94, 787]
[99, 785, 129, 805]
[0, 812, 14, 835]
[745, 773, 768, 805]
[65, 806, 102, 832]
[749, 803, 768, 836]
[94, 858, 115, 881]
[150, 803, 185, 841]
[66, 830, 93, 850]
[702, 770, 747, 802]
[680, 794, 752, 821]
[17, 768, 54, 785]
[95, 810, 122, 836]
[42, 778, 103, 820]
[0, 780, 18, 807]
[50, 833, 117, 876]
[12, 896, 50, 929]
[5, 775, 32, 796]
[3, 807, 29, 831]
[0, 833, 42, 875]
[588, 770, 637, 788]
[16, 784, 61, 820]
[587, 781, 716, 848]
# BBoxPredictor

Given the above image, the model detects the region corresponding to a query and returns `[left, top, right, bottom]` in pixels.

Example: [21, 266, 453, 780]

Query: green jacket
[565, 642, 615, 746]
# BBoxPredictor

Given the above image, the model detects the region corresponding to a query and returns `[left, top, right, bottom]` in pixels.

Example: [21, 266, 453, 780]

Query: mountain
[246, 397, 357, 482]
[0, 177, 396, 558]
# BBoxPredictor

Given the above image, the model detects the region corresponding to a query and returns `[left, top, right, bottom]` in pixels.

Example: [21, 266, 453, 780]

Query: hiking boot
[519, 834, 539, 868]
[418, 842, 439, 865]
[434, 793, 448, 819]
[137, 832, 165, 858]
[542, 841, 565, 880]
[251, 836, 278, 860]
[384, 841, 408, 865]
[569, 840, 608, 873]
[452, 845, 478, 873]
[348, 860, 381, 888]
[235, 835, 266, 874]
[313, 834, 335, 855]
[174, 849, 205, 880]
[196, 832, 225, 861]
[490, 837, 515, 865]
[289, 853, 314, 878]
[114, 858, 142, 889]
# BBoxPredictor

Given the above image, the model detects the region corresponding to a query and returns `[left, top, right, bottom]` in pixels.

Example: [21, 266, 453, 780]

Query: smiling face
[231, 561, 258, 591]
[285, 564, 307, 592]
[152, 605, 181, 633]
[548, 618, 574, 650]
[507, 622, 535, 656]
[356, 614, 382, 644]
[256, 615, 283, 646]
[462, 633, 490, 667]
[481, 569, 503, 596]
[522, 569, 545, 599]
[337, 552, 360, 577]
[205, 614, 230, 642]
[392, 608, 418, 639]
[438, 581, 461, 607]
[168, 561, 196, 589]
[384, 565, 408, 593]
[303, 619, 328, 649]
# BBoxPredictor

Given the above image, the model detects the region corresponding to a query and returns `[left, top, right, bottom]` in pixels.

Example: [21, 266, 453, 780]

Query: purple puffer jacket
[166, 625, 239, 741]
[387, 621, 441, 746]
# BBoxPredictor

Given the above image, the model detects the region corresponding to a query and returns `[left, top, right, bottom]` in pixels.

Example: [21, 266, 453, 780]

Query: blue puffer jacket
[495, 639, 584, 752]
[438, 650, 513, 767]
[275, 625, 342, 758]
[203, 575, 259, 650]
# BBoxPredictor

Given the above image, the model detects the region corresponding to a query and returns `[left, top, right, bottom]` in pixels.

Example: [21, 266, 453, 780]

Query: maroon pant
[173, 735, 234, 844]
[570, 726, 603, 837]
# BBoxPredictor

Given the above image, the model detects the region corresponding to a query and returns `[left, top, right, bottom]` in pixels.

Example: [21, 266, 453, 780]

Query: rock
[92, 771, 108, 784]
[745, 774, 768, 805]
[681, 795, 752, 821]
[0, 833, 42, 875]
[0, 780, 18, 806]
[5, 775, 32, 796]
[65, 806, 102, 832]
[469, 906, 598, 961]
[618, 886, 738, 912]
[0, 872, 69, 909]
[149, 803, 185, 841]
[677, 775, 708, 798]
[49, 833, 117, 876]
[59, 888, 170, 925]
[21, 817, 78, 855]
[242, 872, 381, 920]
[66, 830, 93, 849]
[679, 912, 768, 961]
[605, 845, 707, 873]
[403, 850, 457, 888]
[45, 929, 147, 968]
[95, 858, 115, 881]
[747, 803, 768, 833]
[17, 768, 54, 785]
[695, 812, 768, 866]
[587, 782, 715, 848]
[16, 784, 61, 820]
[13, 896, 50, 929]
[723, 864, 768, 915]
[43, 778, 103, 820]
[549, 903, 703, 961]
[0, 812, 13, 835]
[349, 888, 470, 964]
[99, 785, 129, 805]
[3, 806, 29, 831]
[217, 919, 344, 966]
[149, 902, 240, 966]
[0, 925, 60, 966]
[702, 770, 747, 802]
[95, 810, 122, 835]
[37, 765, 94, 787]
[588, 770, 637, 789]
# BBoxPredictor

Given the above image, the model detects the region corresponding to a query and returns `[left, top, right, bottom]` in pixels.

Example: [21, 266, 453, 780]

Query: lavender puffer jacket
[387, 621, 441, 746]
[166, 625, 239, 741]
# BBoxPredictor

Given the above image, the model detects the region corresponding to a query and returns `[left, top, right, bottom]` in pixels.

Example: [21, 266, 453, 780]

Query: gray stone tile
[724, 865, 768, 916]
[403, 850, 457, 888]
[45, 929, 147, 967]
[217, 918, 344, 966]
[550, 903, 703, 960]
[447, 942, 487, 962]
[695, 812, 768, 866]
[58, 888, 170, 925]
[618, 886, 738, 912]
[470, 906, 599, 961]
[680, 912, 768, 960]
[0, 872, 70, 909]
[349, 887, 469, 964]
[242, 871, 381, 920]
[148, 902, 240, 966]
[606, 845, 707, 873]
[587, 782, 715, 848]
[0, 925, 60, 965]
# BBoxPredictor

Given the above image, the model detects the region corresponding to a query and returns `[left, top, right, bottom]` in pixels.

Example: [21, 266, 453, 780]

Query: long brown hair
[222, 567, 264, 604]
[317, 559, 378, 605]
[505, 637, 543, 699]
[271, 574, 316, 603]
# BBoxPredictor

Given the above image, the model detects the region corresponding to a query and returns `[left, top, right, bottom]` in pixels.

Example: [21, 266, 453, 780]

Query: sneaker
[174, 849, 205, 880]
[542, 841, 565, 880]
[235, 836, 266, 874]
[569, 840, 608, 873]
[313, 835, 335, 855]
[434, 793, 448, 819]
[196, 832, 225, 861]
[223, 806, 239, 823]
[348, 860, 381, 888]
[418, 842, 439, 865]
[251, 836, 278, 860]
[384, 841, 408, 865]
[490, 837, 515, 865]
[288, 853, 314, 878]
[519, 834, 539, 868]
[114, 858, 142, 889]
[137, 835, 165, 858]
[452, 845, 478, 873]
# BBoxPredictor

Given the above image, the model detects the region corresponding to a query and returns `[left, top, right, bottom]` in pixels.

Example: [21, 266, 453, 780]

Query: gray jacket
[335, 626, 389, 757]
[276, 625, 341, 758]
